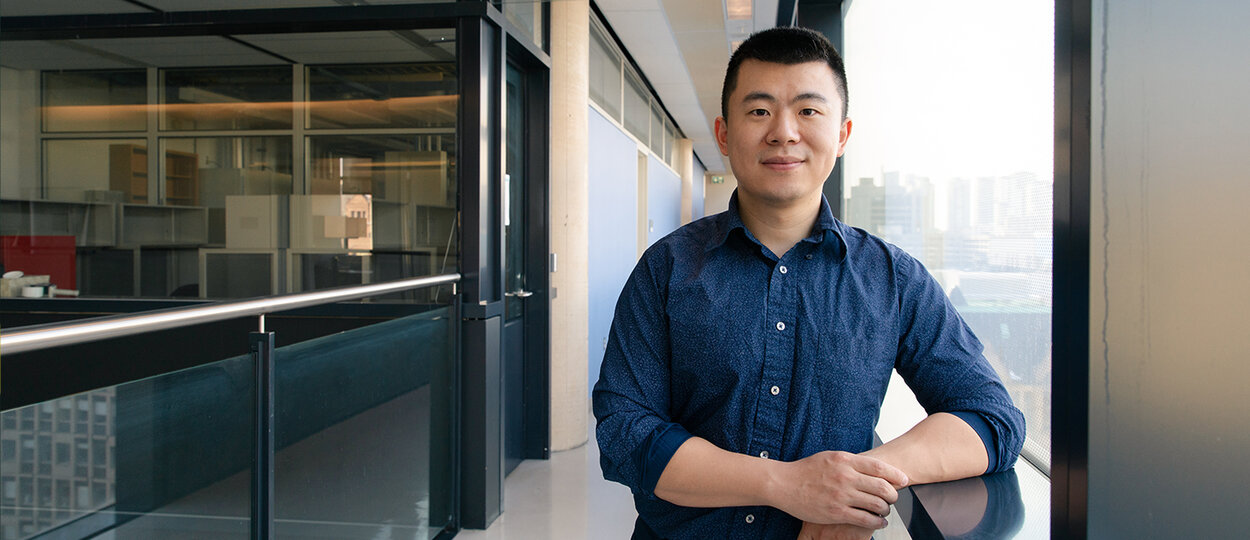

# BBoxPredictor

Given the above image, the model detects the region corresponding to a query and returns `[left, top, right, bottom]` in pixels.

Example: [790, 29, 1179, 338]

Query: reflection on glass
[300, 134, 458, 292]
[161, 66, 293, 130]
[162, 136, 293, 245]
[0, 356, 253, 539]
[42, 70, 147, 133]
[910, 470, 1027, 539]
[307, 62, 457, 129]
[274, 309, 456, 539]
[43, 138, 147, 203]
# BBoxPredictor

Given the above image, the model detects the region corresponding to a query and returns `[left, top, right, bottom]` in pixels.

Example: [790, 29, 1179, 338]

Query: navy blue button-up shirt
[592, 192, 1025, 539]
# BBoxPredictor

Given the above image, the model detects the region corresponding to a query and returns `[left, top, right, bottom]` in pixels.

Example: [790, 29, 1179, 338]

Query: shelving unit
[0, 199, 117, 246]
[109, 144, 149, 203]
[164, 149, 199, 206]
[119, 204, 209, 246]
[108, 144, 200, 206]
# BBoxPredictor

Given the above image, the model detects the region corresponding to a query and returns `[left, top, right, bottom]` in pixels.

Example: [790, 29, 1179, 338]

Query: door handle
[505, 290, 533, 298]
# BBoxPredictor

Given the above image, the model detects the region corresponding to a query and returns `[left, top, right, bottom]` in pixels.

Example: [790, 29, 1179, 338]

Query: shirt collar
[708, 189, 847, 260]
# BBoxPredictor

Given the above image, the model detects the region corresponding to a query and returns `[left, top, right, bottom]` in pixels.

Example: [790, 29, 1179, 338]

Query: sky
[841, 0, 1055, 186]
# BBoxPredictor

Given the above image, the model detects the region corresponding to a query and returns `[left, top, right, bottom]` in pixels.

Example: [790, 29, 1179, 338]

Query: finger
[851, 455, 909, 488]
[854, 474, 899, 505]
[847, 491, 891, 518]
[842, 506, 890, 530]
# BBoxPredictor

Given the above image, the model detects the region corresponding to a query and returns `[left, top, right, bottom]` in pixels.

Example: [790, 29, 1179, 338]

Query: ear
[836, 117, 853, 157]
[714, 116, 730, 156]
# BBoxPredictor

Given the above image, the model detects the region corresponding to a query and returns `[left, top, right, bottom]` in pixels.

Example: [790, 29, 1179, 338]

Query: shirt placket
[735, 259, 798, 535]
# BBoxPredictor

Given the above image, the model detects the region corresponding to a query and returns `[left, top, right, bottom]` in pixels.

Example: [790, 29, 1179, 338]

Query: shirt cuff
[637, 422, 693, 497]
[950, 410, 997, 474]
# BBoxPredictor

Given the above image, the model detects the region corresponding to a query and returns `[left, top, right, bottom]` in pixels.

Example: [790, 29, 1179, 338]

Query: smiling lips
[762, 156, 805, 171]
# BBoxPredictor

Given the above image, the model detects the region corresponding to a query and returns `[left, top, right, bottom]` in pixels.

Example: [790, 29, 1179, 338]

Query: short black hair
[720, 26, 848, 122]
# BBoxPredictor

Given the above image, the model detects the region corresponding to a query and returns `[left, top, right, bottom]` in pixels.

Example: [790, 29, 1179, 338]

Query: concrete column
[678, 138, 694, 224]
[548, 0, 590, 451]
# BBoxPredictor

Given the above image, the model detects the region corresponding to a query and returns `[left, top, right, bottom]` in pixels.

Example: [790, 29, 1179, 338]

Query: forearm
[653, 436, 781, 508]
[861, 412, 988, 485]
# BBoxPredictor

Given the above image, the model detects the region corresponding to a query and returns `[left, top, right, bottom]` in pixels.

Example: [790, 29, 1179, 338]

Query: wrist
[757, 457, 791, 509]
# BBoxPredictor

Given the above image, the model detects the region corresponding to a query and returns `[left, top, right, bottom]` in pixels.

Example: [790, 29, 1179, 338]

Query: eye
[799, 108, 820, 117]
[748, 108, 769, 117]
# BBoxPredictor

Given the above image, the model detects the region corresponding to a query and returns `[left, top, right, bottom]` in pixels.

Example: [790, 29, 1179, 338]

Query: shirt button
[779, 265, 788, 274]
[759, 450, 770, 459]
[805, 254, 813, 260]
[775, 321, 785, 331]
[745, 514, 755, 524]
[770, 385, 780, 395]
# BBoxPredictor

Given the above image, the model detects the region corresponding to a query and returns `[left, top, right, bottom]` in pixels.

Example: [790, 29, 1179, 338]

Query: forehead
[731, 59, 841, 102]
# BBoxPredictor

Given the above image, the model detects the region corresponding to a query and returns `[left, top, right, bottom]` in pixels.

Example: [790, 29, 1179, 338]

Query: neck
[737, 192, 822, 258]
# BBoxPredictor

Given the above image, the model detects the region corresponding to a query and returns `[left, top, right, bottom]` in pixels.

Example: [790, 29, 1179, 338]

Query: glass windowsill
[898, 457, 1050, 539]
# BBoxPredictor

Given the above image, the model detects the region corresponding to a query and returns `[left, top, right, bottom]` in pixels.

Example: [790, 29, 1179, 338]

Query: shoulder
[637, 212, 727, 270]
[835, 221, 922, 278]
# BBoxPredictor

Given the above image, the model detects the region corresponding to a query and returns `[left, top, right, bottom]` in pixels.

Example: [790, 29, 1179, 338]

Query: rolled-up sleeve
[892, 252, 1026, 473]
[592, 249, 693, 497]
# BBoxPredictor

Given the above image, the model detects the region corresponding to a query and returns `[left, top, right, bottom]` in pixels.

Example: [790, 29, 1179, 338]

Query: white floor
[456, 423, 638, 540]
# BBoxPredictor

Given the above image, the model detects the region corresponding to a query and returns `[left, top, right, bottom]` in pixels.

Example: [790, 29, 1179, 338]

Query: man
[592, 27, 1024, 540]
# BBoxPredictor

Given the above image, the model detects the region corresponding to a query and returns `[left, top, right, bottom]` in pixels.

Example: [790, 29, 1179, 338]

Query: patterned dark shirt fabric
[593, 191, 1025, 540]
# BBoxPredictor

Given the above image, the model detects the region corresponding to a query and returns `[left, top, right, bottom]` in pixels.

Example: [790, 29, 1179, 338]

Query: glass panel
[163, 136, 294, 246]
[161, 66, 293, 131]
[502, 0, 545, 50]
[623, 73, 650, 144]
[43, 138, 146, 202]
[844, 0, 1053, 467]
[666, 122, 679, 167]
[588, 23, 622, 120]
[0, 355, 254, 539]
[274, 308, 456, 539]
[649, 104, 664, 157]
[307, 62, 457, 130]
[42, 70, 146, 132]
[505, 63, 527, 321]
[301, 134, 458, 292]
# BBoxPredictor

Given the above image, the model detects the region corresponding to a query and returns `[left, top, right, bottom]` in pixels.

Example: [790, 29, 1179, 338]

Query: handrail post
[250, 331, 276, 540]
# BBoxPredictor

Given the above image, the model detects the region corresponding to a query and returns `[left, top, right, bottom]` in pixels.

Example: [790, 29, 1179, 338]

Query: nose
[766, 111, 800, 145]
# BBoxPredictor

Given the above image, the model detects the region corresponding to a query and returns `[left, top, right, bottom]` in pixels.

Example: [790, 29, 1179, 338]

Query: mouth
[761, 156, 804, 171]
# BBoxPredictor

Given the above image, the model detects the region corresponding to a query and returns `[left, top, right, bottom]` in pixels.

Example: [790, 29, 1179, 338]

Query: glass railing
[1, 275, 459, 539]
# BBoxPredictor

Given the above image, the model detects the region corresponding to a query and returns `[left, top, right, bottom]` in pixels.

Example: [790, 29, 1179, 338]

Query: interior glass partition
[0, 29, 458, 302]
[1, 355, 255, 539]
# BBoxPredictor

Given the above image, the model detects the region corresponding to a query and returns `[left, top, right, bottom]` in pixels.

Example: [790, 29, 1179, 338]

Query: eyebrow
[741, 91, 830, 105]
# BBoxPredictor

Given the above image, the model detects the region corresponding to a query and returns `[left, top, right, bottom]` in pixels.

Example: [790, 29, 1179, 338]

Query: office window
[844, 0, 1054, 469]
[42, 70, 146, 133]
[622, 73, 650, 145]
[307, 62, 457, 130]
[3, 30, 460, 301]
[589, 22, 623, 121]
[500, 0, 546, 50]
[161, 66, 293, 131]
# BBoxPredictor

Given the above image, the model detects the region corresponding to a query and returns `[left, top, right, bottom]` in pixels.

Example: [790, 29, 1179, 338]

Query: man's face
[715, 59, 851, 208]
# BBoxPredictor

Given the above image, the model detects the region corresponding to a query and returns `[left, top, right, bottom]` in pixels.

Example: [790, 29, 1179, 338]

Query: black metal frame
[1052, 0, 1092, 537]
[795, 0, 847, 220]
[250, 331, 276, 540]
[504, 33, 553, 462]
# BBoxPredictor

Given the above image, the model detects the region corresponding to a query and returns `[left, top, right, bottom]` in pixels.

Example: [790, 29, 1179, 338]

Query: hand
[796, 521, 876, 540]
[772, 451, 908, 529]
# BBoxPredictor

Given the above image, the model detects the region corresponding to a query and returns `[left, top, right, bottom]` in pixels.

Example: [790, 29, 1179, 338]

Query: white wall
[703, 172, 737, 215]
[1088, 1, 1250, 536]
[587, 106, 640, 393]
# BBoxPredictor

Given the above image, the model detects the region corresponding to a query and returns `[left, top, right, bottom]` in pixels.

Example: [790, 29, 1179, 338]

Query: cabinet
[109, 144, 148, 203]
[108, 144, 199, 205]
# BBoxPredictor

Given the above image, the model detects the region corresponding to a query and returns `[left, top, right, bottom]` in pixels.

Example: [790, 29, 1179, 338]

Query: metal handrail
[0, 273, 460, 355]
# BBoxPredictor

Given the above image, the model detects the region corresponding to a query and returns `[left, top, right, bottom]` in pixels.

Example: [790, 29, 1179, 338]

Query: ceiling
[597, 0, 779, 174]
[0, 0, 776, 173]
